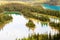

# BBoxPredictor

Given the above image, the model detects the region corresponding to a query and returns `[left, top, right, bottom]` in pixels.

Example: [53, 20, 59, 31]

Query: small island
[26, 20, 35, 30]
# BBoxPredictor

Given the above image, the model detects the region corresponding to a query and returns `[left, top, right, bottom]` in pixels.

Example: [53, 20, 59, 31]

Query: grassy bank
[16, 33, 60, 40]
[0, 13, 13, 27]
[0, 3, 60, 22]
[49, 22, 60, 31]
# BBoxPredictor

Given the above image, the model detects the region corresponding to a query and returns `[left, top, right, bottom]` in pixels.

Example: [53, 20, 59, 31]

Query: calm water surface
[0, 14, 59, 40]
[41, 4, 60, 11]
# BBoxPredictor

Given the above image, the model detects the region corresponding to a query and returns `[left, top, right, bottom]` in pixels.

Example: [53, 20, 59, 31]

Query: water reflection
[41, 22, 48, 27]
[50, 17, 60, 23]
[0, 24, 5, 30]
[0, 14, 59, 40]
[0, 20, 12, 30]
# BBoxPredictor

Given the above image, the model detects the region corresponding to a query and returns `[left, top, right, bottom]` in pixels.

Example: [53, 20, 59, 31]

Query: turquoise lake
[41, 4, 60, 11]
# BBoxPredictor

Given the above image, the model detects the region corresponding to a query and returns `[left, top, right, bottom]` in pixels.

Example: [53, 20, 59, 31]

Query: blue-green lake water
[41, 4, 60, 11]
